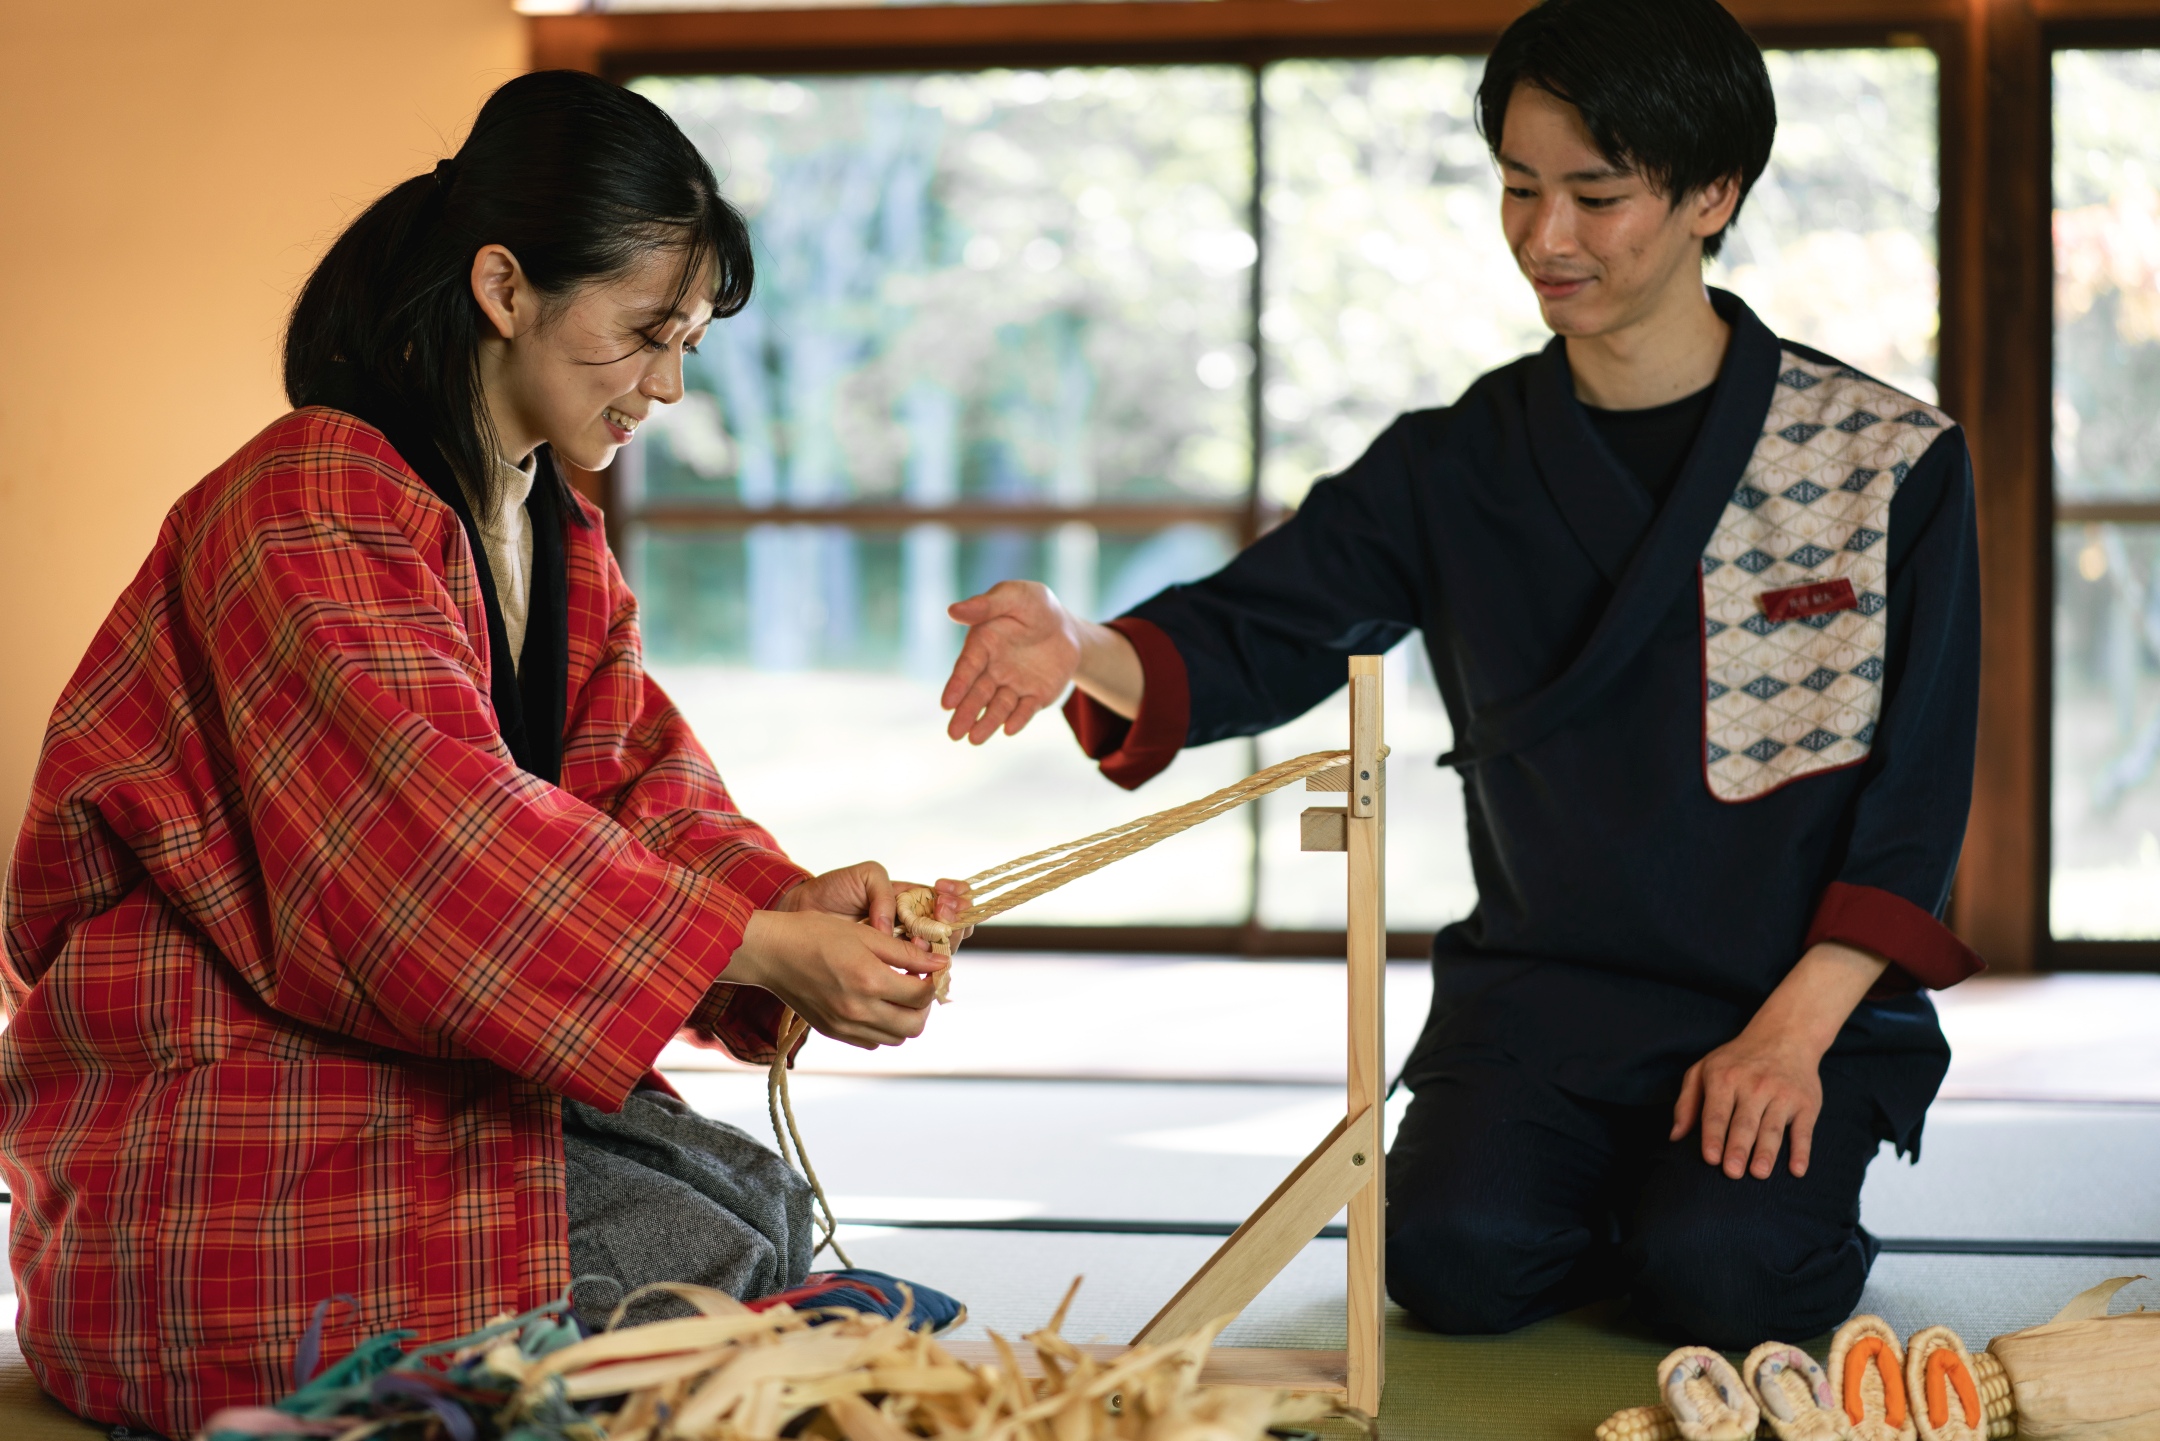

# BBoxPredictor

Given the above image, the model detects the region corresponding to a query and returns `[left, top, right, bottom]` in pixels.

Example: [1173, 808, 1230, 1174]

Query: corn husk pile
[199, 1279, 1333, 1441]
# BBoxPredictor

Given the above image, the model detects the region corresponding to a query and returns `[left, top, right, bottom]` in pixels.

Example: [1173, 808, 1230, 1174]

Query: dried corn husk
[1904, 1326, 1985, 1441]
[1655, 1347, 1759, 1441]
[1745, 1341, 1854, 1441]
[200, 1279, 1331, 1441]
[536, 1279, 1332, 1441]
[1829, 1316, 1917, 1441]
[1985, 1275, 2160, 1440]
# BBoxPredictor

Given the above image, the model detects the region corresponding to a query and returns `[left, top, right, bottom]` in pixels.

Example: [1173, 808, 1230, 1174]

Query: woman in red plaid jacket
[0, 71, 961, 1438]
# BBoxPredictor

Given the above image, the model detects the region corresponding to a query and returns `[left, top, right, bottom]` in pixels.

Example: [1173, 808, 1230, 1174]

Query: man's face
[1496, 83, 1736, 341]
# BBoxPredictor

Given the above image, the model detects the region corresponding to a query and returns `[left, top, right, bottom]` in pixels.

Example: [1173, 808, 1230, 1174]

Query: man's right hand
[941, 580, 1144, 744]
[728, 910, 948, 1050]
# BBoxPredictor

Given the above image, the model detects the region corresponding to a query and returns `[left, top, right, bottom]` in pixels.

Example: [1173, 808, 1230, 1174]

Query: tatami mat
[835, 1226, 2160, 1440]
[842, 1227, 2160, 1358]
[0, 1329, 102, 1439]
[3, 966, 2155, 1437]
[667, 1071, 2160, 1246]
[662, 965, 2160, 1103]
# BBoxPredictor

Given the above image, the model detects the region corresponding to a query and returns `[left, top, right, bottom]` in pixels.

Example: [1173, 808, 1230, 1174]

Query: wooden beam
[2032, 0, 2160, 19]
[2056, 499, 2160, 523]
[530, 0, 1971, 77]
[632, 502, 1255, 532]
[1947, 0, 2052, 971]
[1129, 1105, 1380, 1348]
[960, 922, 1434, 958]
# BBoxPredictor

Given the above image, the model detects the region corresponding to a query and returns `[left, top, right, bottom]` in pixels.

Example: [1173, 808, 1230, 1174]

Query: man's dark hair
[285, 70, 754, 513]
[1476, 0, 1776, 259]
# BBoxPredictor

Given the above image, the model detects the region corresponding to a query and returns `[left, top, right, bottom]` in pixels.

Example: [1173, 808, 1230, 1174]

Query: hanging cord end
[768, 1010, 853, 1268]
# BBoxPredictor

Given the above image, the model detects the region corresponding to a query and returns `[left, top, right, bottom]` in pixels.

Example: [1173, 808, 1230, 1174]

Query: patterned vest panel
[1700, 352, 1951, 803]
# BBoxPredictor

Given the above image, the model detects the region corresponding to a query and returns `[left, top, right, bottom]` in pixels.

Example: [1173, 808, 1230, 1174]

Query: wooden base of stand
[941, 1341, 1351, 1397]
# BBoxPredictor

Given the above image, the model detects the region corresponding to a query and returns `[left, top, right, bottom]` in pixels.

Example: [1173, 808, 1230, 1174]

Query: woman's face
[472, 242, 716, 473]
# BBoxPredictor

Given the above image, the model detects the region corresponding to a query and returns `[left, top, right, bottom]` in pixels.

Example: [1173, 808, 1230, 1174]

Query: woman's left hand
[774, 864, 974, 949]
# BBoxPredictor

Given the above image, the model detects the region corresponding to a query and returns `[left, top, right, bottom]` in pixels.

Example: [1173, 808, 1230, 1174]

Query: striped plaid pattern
[0, 410, 809, 1438]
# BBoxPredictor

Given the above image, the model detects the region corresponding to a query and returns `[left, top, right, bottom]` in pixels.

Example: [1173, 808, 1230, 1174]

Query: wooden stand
[947, 659, 1386, 1412]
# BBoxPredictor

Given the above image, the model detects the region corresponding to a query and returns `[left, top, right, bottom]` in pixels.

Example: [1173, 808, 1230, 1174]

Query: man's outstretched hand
[941, 581, 1144, 744]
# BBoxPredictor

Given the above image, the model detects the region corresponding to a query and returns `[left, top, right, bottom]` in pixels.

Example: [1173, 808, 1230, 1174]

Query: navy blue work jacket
[1068, 292, 1978, 1151]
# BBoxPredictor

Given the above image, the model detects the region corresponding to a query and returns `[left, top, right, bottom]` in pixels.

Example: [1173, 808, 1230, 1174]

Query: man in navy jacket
[938, 0, 1980, 1346]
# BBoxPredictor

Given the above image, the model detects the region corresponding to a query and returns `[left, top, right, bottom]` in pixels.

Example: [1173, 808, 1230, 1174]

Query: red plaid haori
[0, 410, 810, 1437]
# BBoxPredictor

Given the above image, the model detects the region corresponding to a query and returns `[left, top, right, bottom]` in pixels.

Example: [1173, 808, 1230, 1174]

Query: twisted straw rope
[759, 747, 1378, 1278]
[947, 747, 1361, 926]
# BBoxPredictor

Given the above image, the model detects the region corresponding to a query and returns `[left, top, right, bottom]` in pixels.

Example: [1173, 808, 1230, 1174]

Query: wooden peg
[1300, 806, 1348, 851]
[1305, 763, 1350, 792]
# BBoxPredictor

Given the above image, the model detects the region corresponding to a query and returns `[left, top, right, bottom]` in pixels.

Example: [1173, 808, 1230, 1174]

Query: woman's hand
[1670, 941, 1888, 1179]
[774, 864, 974, 949]
[773, 862, 899, 931]
[727, 909, 949, 1050]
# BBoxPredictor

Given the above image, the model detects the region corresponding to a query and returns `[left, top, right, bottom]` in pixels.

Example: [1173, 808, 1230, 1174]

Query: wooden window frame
[537, 0, 2160, 970]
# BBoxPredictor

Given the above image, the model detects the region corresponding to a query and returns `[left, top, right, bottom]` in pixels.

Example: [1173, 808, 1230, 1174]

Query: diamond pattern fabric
[1701, 352, 1950, 802]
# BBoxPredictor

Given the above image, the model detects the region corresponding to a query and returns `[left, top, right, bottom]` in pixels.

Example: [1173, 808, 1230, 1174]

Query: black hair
[284, 69, 753, 512]
[1476, 0, 1776, 260]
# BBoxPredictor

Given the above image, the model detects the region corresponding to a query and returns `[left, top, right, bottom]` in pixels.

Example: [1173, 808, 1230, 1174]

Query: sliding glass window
[618, 49, 1941, 937]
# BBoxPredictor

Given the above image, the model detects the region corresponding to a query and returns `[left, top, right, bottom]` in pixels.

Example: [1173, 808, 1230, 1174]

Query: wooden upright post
[991, 657, 1388, 1414]
[1344, 655, 1386, 1416]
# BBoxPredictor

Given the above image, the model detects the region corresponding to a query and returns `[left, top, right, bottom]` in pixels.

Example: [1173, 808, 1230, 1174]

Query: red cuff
[1806, 880, 1985, 993]
[1060, 617, 1190, 791]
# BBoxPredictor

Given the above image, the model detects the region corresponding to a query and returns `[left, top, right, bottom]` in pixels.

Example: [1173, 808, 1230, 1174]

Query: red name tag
[1759, 577, 1858, 623]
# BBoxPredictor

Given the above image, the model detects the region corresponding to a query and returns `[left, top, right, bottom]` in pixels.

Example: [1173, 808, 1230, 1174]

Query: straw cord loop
[760, 747, 1380, 1272]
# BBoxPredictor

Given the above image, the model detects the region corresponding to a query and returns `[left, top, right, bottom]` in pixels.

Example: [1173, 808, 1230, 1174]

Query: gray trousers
[563, 1088, 815, 1328]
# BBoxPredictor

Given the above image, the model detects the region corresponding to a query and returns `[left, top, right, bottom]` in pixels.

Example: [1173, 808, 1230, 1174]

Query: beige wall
[0, 0, 522, 841]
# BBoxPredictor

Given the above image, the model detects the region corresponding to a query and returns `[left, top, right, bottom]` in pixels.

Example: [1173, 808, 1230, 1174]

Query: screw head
[1360, 795, 1371, 806]
[1352, 1152, 1367, 1165]
[1360, 770, 1370, 780]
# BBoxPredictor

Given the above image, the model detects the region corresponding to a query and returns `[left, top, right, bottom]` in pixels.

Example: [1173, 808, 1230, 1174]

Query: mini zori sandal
[1744, 1341, 1856, 1441]
[1829, 1316, 1918, 1441]
[1656, 1347, 1761, 1441]
[1903, 1326, 1986, 1441]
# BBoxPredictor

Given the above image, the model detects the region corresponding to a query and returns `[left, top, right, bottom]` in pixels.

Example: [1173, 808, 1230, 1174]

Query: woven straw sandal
[1744, 1341, 1855, 1441]
[1903, 1326, 1986, 1441]
[1655, 1347, 1761, 1441]
[1829, 1315, 1918, 1441]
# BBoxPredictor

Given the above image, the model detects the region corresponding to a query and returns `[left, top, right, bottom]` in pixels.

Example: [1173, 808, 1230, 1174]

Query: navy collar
[1526, 288, 1778, 583]
[1443, 289, 1782, 770]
